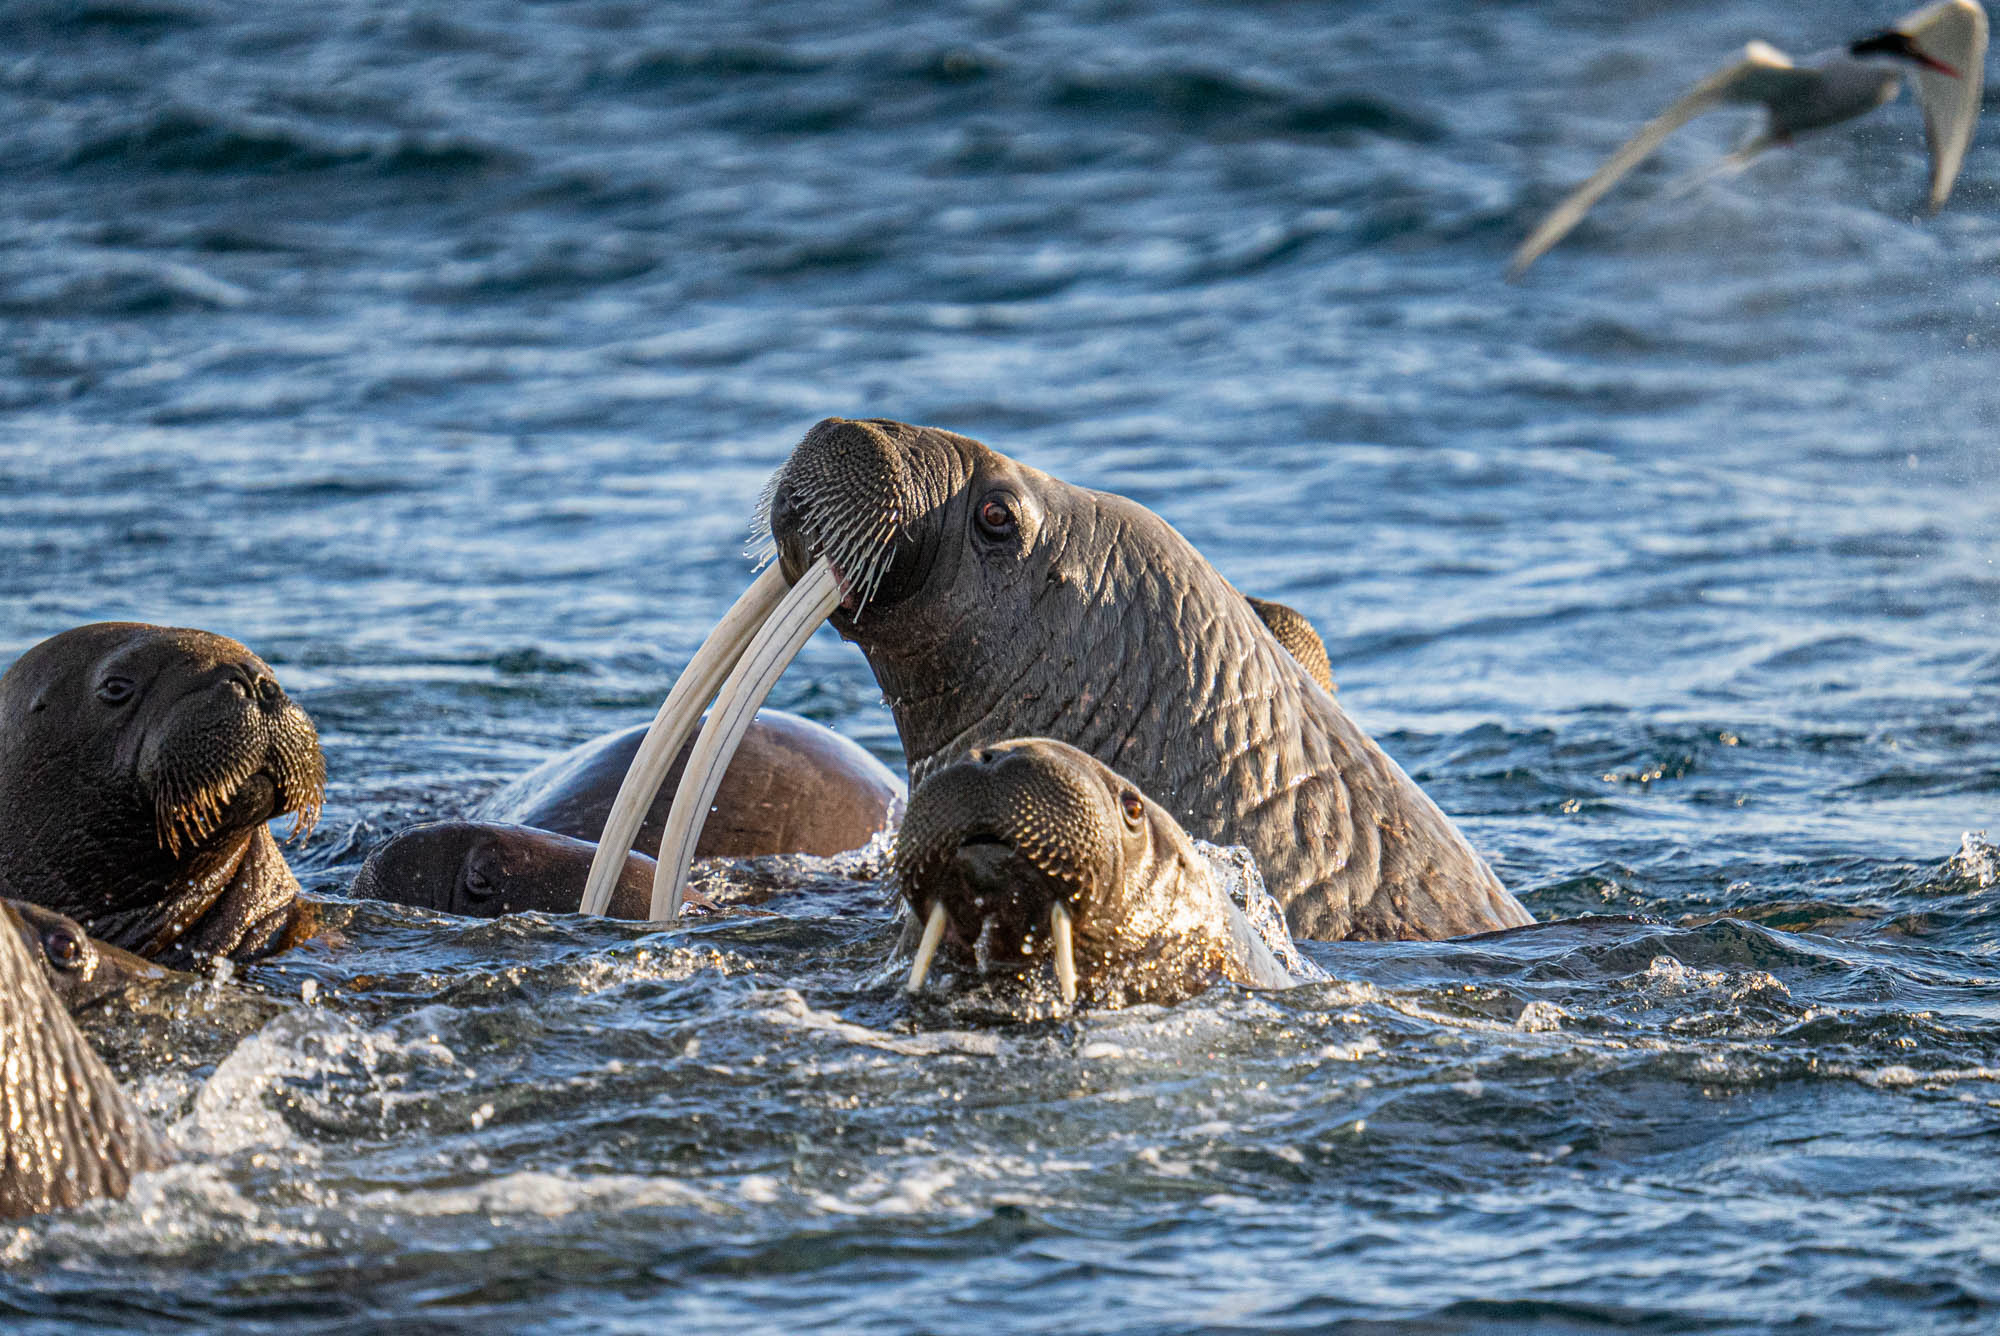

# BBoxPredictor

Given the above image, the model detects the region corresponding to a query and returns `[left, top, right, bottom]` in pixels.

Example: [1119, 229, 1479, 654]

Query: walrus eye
[1119, 791, 1145, 828]
[96, 676, 135, 706]
[46, 930, 83, 969]
[462, 860, 497, 900]
[975, 492, 1017, 541]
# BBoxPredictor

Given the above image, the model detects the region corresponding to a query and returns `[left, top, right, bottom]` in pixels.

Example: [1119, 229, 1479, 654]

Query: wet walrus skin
[475, 711, 903, 862]
[761, 418, 1533, 942]
[897, 738, 1302, 1007]
[6, 899, 178, 1014]
[352, 820, 665, 919]
[0, 624, 326, 967]
[0, 899, 172, 1220]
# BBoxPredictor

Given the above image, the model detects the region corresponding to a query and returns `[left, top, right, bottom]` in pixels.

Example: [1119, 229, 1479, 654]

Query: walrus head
[351, 819, 660, 920]
[893, 738, 1242, 1008]
[0, 623, 326, 966]
[4, 899, 177, 1014]
[0, 898, 172, 1220]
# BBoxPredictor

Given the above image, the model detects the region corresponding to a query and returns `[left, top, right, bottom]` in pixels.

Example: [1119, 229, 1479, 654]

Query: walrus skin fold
[0, 898, 172, 1220]
[0, 623, 326, 967]
[612, 418, 1533, 942]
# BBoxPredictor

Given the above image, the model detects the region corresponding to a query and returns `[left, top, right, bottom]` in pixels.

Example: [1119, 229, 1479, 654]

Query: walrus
[0, 898, 172, 1220]
[593, 417, 1532, 941]
[353, 710, 900, 919]
[6, 899, 178, 1013]
[896, 738, 1308, 1007]
[476, 711, 903, 859]
[0, 623, 326, 967]
[351, 820, 675, 919]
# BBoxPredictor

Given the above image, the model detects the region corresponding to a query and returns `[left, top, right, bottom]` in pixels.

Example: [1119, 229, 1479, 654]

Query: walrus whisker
[1050, 900, 1078, 1006]
[905, 901, 948, 994]
[285, 794, 323, 846]
[750, 469, 899, 620]
[579, 562, 793, 916]
[651, 558, 842, 920]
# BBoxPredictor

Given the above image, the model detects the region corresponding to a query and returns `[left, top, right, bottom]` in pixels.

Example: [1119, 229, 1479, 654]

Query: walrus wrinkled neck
[876, 493, 1240, 797]
[91, 822, 304, 969]
[0, 902, 171, 1220]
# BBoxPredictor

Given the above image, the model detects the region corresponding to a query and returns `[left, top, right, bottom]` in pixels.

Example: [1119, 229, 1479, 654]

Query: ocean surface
[3, 0, 1999, 1330]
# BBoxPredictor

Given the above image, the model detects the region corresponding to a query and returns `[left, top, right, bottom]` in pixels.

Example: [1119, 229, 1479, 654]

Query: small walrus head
[5, 899, 176, 1014]
[351, 819, 657, 920]
[893, 738, 1236, 1008]
[0, 623, 325, 964]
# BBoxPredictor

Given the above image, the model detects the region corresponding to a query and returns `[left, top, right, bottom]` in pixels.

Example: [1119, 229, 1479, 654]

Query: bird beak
[1912, 47, 1963, 77]
[1852, 29, 1964, 78]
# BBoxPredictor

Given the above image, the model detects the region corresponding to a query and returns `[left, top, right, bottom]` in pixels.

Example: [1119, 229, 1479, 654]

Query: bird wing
[1509, 42, 1803, 278]
[1898, 0, 1988, 209]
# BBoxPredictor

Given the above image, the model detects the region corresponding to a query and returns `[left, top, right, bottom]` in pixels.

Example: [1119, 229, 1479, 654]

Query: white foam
[348, 1171, 725, 1219]
[1948, 831, 1999, 888]
[1516, 1000, 1565, 1032]
[753, 988, 1003, 1057]
[1194, 839, 1329, 983]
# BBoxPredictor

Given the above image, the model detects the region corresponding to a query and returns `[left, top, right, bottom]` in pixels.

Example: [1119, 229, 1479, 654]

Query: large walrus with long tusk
[897, 738, 1311, 1007]
[0, 897, 173, 1220]
[585, 417, 1533, 941]
[0, 623, 326, 968]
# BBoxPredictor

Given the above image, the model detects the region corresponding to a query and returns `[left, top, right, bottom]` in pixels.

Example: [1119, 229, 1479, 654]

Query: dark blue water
[4, 0, 2000, 1330]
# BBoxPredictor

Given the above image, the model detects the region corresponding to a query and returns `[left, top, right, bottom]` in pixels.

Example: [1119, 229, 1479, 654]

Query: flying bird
[1509, 0, 1988, 277]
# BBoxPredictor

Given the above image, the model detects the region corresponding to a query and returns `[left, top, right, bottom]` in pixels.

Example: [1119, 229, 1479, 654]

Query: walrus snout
[895, 739, 1125, 982]
[143, 655, 326, 856]
[763, 417, 939, 612]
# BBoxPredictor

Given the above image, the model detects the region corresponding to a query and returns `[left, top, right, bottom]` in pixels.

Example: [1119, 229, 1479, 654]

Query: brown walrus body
[0, 623, 325, 967]
[0, 898, 172, 1220]
[475, 711, 903, 861]
[897, 738, 1306, 1008]
[353, 710, 901, 920]
[757, 418, 1531, 942]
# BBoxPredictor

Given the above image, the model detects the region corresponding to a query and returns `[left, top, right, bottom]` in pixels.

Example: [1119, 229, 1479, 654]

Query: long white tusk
[651, 557, 842, 920]
[905, 902, 948, 995]
[1050, 901, 1077, 1006]
[579, 563, 793, 917]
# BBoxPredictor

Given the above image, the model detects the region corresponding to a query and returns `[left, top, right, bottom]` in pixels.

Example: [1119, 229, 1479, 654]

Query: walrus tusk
[650, 558, 842, 920]
[1050, 901, 1077, 1006]
[579, 563, 792, 916]
[905, 901, 948, 994]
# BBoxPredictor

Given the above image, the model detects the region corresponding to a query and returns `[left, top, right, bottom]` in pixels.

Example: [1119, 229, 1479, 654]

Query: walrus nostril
[255, 676, 283, 707]
[954, 838, 1018, 896]
[769, 486, 805, 537]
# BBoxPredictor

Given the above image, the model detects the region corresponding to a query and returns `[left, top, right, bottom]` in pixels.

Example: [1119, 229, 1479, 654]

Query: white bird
[1509, 0, 1988, 277]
